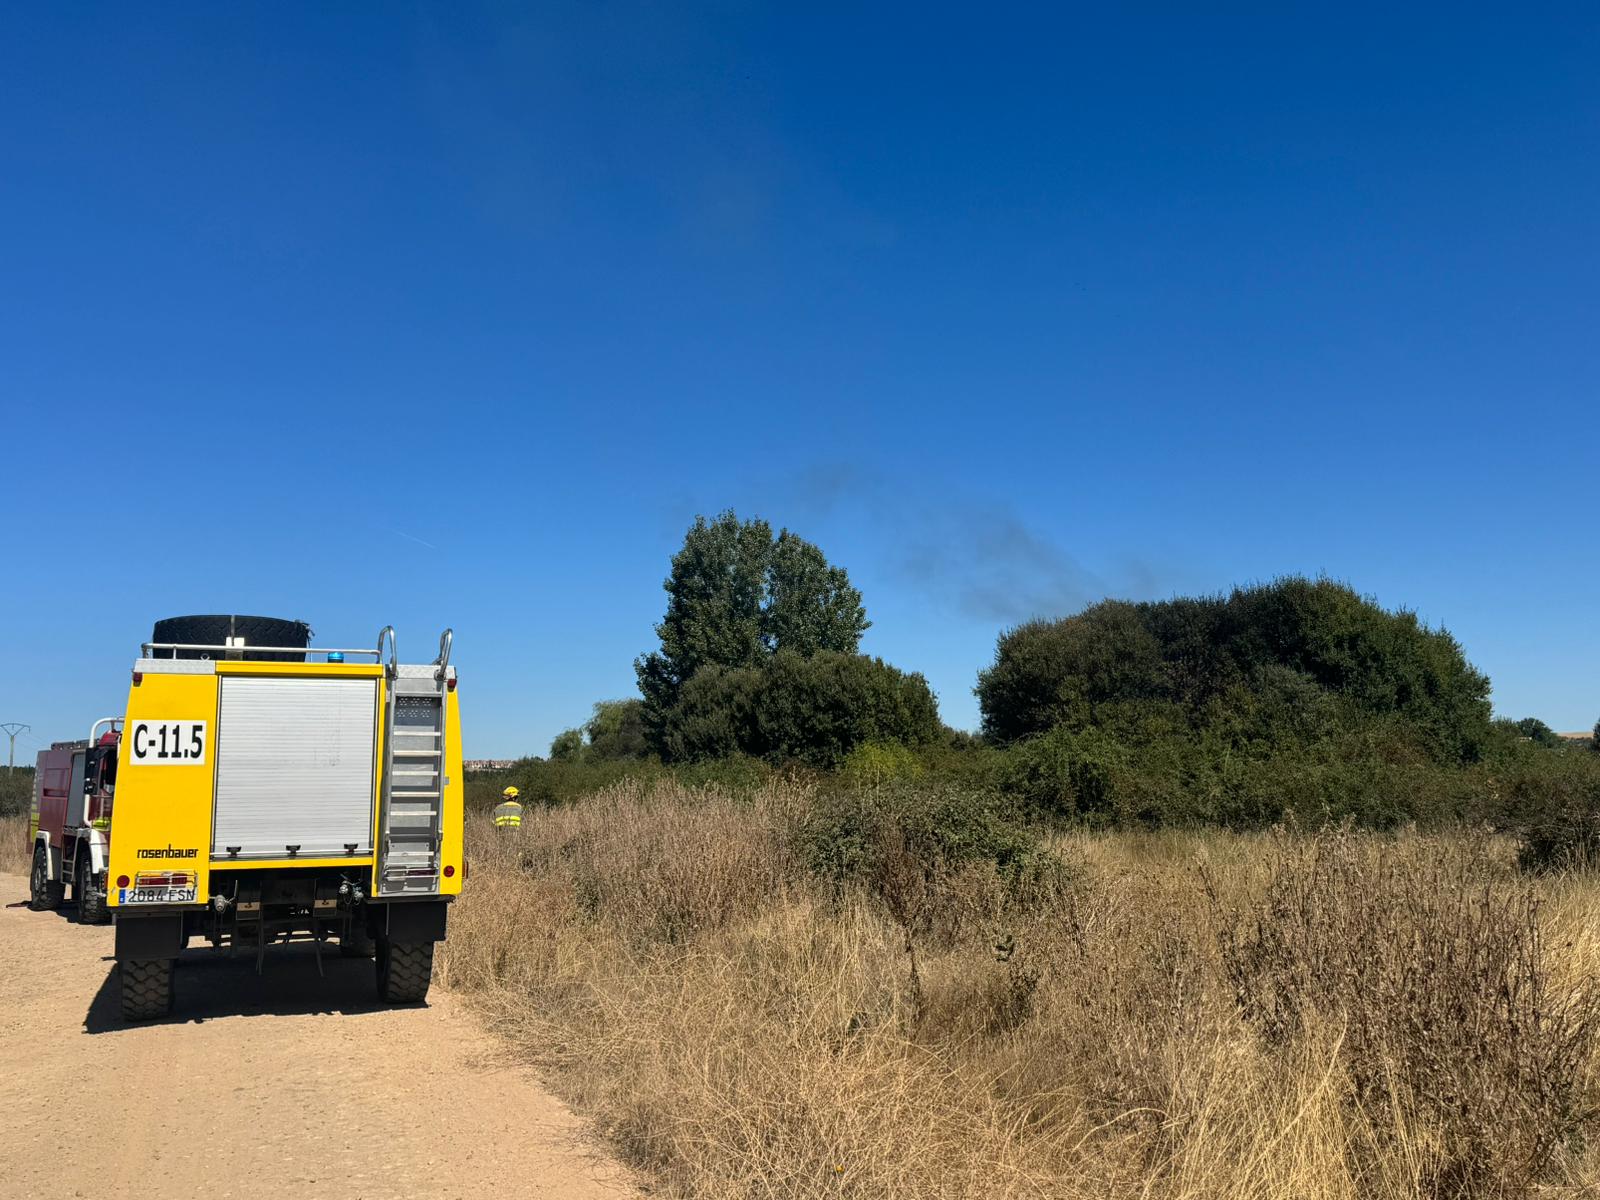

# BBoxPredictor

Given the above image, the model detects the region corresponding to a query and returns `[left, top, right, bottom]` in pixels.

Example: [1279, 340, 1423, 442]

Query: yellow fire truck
[102, 615, 464, 1020]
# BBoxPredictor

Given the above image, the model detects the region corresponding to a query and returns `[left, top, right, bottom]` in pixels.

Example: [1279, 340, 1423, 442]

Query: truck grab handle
[141, 642, 382, 660]
[377, 626, 397, 679]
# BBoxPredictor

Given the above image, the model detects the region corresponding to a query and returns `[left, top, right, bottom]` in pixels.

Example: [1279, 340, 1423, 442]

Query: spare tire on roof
[150, 615, 313, 662]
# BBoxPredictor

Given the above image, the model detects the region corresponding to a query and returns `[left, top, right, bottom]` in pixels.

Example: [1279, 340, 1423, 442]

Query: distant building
[463, 759, 518, 772]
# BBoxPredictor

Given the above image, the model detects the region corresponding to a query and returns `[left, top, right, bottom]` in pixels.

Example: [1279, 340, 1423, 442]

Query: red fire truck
[28, 719, 122, 922]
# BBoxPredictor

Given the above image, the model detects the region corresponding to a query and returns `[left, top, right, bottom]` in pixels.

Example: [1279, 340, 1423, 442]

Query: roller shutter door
[213, 677, 377, 857]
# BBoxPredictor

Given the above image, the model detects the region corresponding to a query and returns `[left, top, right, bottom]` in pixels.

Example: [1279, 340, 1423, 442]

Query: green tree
[549, 728, 585, 762]
[584, 699, 650, 760]
[637, 512, 869, 750]
[763, 531, 871, 655]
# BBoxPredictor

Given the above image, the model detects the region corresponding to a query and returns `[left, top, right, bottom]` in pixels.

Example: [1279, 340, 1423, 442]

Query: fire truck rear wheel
[75, 855, 108, 924]
[29, 847, 64, 911]
[119, 959, 175, 1022]
[376, 938, 433, 1004]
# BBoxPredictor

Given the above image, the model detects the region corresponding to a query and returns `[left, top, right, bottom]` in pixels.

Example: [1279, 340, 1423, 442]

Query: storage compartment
[212, 676, 378, 858]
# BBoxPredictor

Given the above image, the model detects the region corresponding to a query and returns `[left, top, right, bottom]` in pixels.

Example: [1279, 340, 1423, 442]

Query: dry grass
[440, 783, 1600, 1198]
[1, 813, 32, 875]
[11, 772, 1595, 1195]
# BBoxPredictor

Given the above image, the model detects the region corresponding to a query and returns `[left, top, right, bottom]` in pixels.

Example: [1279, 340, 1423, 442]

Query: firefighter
[492, 786, 524, 830]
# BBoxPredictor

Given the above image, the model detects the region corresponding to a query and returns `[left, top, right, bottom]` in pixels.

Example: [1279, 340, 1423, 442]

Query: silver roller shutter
[213, 676, 378, 857]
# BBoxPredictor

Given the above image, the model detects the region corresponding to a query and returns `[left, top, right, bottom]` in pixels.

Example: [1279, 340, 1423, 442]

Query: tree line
[526, 511, 1599, 862]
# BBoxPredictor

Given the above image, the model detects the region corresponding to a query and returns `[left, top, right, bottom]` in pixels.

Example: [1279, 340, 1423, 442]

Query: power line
[0, 723, 29, 772]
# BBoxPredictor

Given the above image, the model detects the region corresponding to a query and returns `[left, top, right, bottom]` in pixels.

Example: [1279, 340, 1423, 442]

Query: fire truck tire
[75, 855, 108, 924]
[376, 938, 433, 1004]
[29, 847, 64, 911]
[119, 959, 175, 1021]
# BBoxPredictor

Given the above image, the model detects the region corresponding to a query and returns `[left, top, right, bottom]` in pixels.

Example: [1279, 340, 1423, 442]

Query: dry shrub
[571, 903, 1053, 1198]
[510, 779, 800, 944]
[1212, 826, 1600, 1196]
[447, 796, 1046, 1196]
[0, 813, 31, 876]
[440, 786, 1600, 1200]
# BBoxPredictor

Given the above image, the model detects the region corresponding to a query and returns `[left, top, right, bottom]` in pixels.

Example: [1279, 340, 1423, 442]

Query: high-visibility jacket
[492, 800, 524, 828]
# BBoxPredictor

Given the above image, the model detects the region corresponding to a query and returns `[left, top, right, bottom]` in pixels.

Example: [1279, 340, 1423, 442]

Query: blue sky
[3, 3, 1596, 757]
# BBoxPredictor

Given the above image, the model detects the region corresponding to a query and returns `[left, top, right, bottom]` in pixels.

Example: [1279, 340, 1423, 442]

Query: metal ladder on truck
[376, 629, 453, 897]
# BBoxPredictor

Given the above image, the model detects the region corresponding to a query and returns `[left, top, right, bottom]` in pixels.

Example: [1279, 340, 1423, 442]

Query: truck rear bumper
[111, 895, 450, 957]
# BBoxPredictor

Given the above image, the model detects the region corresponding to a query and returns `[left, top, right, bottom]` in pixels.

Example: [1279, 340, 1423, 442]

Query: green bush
[1511, 717, 1563, 748]
[976, 578, 1493, 766]
[758, 650, 940, 765]
[838, 741, 927, 788]
[1486, 744, 1600, 870]
[990, 713, 1482, 831]
[910, 734, 1007, 793]
[967, 577, 1512, 833]
[465, 751, 778, 811]
[671, 753, 777, 792]
[0, 767, 33, 818]
[999, 726, 1135, 825]
[658, 650, 941, 767]
[976, 601, 1164, 742]
[654, 662, 758, 763]
[802, 783, 1066, 912]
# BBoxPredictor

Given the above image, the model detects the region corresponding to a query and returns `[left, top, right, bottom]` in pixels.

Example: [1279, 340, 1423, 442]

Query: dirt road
[0, 873, 637, 1200]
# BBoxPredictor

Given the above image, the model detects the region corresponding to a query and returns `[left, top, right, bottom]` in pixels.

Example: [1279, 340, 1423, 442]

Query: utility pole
[1, 723, 28, 772]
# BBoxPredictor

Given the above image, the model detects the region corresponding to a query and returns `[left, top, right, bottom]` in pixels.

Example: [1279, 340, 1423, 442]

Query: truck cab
[101, 618, 464, 1020]
[28, 721, 120, 923]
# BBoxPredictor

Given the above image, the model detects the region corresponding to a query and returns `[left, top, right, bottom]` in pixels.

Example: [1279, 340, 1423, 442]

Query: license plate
[120, 886, 198, 905]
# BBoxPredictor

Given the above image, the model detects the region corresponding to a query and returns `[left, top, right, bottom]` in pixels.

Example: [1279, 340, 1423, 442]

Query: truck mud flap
[380, 900, 449, 942]
[115, 912, 186, 960]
